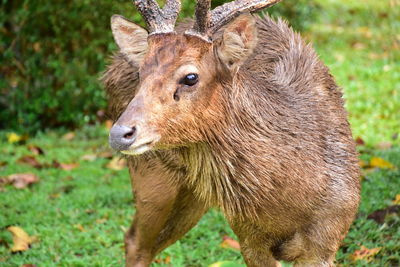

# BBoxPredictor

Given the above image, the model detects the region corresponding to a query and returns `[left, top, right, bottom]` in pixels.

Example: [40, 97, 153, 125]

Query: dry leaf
[21, 264, 38, 267]
[350, 246, 381, 262]
[376, 142, 392, 150]
[358, 159, 367, 168]
[52, 161, 79, 171]
[98, 150, 114, 159]
[104, 120, 113, 130]
[154, 256, 171, 264]
[74, 224, 86, 232]
[393, 195, 400, 205]
[220, 236, 240, 251]
[96, 218, 107, 224]
[17, 155, 42, 169]
[8, 173, 39, 189]
[209, 261, 244, 267]
[370, 157, 395, 169]
[355, 137, 365, 146]
[7, 226, 36, 252]
[81, 154, 97, 161]
[106, 157, 127, 170]
[62, 132, 75, 141]
[59, 163, 79, 171]
[367, 205, 399, 224]
[27, 145, 45, 155]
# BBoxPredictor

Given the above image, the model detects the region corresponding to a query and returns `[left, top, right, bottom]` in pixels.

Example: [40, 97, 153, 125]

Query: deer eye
[181, 73, 198, 86]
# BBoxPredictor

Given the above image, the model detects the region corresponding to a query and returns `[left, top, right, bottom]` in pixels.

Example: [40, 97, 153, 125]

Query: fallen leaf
[393, 195, 400, 205]
[367, 205, 400, 224]
[350, 246, 381, 262]
[17, 155, 43, 169]
[220, 236, 240, 251]
[8, 173, 39, 189]
[62, 132, 75, 141]
[7, 226, 36, 252]
[209, 261, 245, 267]
[27, 145, 45, 155]
[21, 264, 37, 267]
[154, 256, 171, 264]
[375, 142, 392, 150]
[52, 161, 79, 171]
[96, 218, 107, 224]
[369, 157, 395, 169]
[98, 150, 114, 159]
[81, 154, 97, 161]
[358, 159, 367, 168]
[59, 163, 79, 171]
[106, 157, 127, 170]
[7, 133, 28, 144]
[74, 224, 86, 232]
[104, 120, 113, 130]
[355, 137, 365, 146]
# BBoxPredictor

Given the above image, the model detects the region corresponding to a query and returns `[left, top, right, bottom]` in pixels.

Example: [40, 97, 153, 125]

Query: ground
[0, 0, 399, 266]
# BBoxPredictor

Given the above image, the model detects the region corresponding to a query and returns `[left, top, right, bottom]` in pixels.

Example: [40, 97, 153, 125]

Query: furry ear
[111, 15, 148, 66]
[216, 14, 258, 74]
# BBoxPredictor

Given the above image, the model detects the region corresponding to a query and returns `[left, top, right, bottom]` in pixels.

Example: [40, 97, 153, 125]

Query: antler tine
[192, 0, 211, 36]
[133, 0, 181, 34]
[210, 0, 282, 35]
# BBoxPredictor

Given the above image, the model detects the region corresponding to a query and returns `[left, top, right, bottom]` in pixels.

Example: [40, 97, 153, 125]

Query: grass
[1, 0, 399, 266]
[1, 126, 399, 267]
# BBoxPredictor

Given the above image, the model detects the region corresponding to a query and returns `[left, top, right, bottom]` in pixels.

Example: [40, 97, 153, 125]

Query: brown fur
[102, 14, 360, 267]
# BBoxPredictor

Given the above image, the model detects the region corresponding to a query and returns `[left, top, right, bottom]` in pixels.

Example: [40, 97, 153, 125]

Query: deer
[102, 0, 361, 266]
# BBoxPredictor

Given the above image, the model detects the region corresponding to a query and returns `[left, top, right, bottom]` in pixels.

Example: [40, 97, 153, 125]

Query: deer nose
[109, 124, 136, 151]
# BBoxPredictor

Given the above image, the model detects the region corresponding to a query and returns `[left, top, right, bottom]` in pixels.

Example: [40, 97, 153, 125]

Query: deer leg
[125, 158, 207, 267]
[229, 222, 279, 267]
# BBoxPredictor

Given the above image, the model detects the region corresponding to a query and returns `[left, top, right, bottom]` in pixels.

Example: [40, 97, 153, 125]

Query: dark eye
[181, 73, 198, 86]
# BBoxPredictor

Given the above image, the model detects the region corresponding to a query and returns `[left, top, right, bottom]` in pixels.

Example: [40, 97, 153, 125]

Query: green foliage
[0, 0, 134, 133]
[0, 0, 319, 133]
[267, 0, 321, 31]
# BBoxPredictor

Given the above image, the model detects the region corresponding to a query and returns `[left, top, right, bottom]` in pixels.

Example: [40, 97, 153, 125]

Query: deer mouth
[121, 140, 155, 155]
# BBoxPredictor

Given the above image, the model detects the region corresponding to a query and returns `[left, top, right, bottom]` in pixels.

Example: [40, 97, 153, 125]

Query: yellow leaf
[106, 157, 127, 171]
[393, 194, 400, 205]
[370, 157, 395, 169]
[350, 246, 381, 262]
[74, 224, 86, 232]
[220, 236, 240, 251]
[7, 226, 35, 252]
[62, 132, 75, 141]
[7, 133, 21, 143]
[209, 261, 245, 267]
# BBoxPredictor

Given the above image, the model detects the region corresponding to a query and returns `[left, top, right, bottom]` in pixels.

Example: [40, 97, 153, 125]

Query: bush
[0, 0, 319, 133]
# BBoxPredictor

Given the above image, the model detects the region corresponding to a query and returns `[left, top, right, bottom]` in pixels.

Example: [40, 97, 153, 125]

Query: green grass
[1, 126, 399, 267]
[1, 0, 399, 266]
[309, 0, 400, 145]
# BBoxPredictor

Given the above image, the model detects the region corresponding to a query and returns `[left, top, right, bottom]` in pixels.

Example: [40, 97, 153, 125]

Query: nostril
[123, 127, 136, 139]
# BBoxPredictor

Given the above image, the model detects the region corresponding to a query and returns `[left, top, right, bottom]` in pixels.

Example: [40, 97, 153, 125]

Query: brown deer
[102, 0, 360, 266]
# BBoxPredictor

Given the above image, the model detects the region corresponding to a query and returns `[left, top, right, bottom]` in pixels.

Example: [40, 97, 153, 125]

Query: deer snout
[109, 124, 137, 151]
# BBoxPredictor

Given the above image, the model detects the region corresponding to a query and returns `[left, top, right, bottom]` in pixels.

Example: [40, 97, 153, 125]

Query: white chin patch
[121, 144, 151, 156]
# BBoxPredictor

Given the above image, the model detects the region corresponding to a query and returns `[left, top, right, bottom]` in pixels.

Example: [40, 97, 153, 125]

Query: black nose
[109, 124, 136, 151]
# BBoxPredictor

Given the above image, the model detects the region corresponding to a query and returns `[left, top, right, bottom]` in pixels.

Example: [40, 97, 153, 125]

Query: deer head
[109, 0, 281, 154]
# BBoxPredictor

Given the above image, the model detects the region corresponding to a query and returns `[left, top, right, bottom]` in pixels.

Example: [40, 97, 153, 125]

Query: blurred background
[1, 0, 399, 266]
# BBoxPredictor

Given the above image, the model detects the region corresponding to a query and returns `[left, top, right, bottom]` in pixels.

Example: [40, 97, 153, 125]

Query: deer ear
[111, 15, 148, 66]
[216, 14, 257, 73]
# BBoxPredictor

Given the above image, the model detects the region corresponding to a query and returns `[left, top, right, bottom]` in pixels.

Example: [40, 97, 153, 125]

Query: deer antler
[133, 0, 282, 39]
[187, 0, 282, 40]
[133, 0, 181, 34]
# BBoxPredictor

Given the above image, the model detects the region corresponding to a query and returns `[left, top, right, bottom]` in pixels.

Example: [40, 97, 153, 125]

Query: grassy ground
[1, 0, 399, 266]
